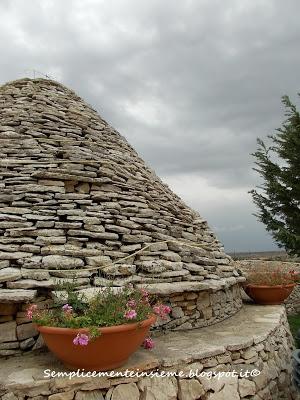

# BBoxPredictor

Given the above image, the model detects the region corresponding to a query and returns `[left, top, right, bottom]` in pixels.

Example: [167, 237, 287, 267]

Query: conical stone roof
[0, 78, 243, 300]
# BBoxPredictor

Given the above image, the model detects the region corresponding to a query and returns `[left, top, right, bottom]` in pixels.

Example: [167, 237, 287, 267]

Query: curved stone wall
[0, 280, 243, 356]
[148, 280, 243, 331]
[0, 305, 296, 400]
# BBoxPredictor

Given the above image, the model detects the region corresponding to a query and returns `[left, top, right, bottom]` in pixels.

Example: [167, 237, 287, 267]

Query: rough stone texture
[236, 260, 300, 315]
[0, 77, 244, 354]
[0, 268, 21, 283]
[0, 305, 297, 400]
[49, 391, 75, 400]
[238, 378, 256, 397]
[75, 390, 104, 400]
[138, 377, 178, 400]
[152, 283, 242, 331]
[178, 378, 204, 399]
[0, 78, 240, 288]
[16, 322, 38, 341]
[0, 321, 17, 343]
[0, 289, 37, 303]
[111, 383, 139, 400]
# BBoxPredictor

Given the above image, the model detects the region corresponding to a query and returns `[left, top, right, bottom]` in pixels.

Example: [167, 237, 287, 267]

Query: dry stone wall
[0, 281, 243, 356]
[0, 305, 296, 400]
[0, 77, 244, 354]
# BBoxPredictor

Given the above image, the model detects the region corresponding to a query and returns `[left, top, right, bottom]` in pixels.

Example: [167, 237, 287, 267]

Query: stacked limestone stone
[0, 305, 296, 399]
[0, 78, 244, 355]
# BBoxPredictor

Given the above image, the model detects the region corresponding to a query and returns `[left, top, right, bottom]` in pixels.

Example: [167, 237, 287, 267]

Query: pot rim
[36, 314, 156, 335]
[245, 283, 296, 289]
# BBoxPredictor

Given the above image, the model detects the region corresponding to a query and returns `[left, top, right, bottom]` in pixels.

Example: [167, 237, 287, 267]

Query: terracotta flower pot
[244, 283, 296, 305]
[37, 314, 156, 371]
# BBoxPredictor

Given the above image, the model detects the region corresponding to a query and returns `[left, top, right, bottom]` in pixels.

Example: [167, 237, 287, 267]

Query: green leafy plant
[26, 285, 171, 348]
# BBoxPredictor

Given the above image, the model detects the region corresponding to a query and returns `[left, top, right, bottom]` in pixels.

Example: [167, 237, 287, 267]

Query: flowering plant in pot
[27, 284, 171, 371]
[244, 267, 298, 305]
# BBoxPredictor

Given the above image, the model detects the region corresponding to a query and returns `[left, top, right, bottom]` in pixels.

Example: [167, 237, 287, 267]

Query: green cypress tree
[250, 94, 300, 255]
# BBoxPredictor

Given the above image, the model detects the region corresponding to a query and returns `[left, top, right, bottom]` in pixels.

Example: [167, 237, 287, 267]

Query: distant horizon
[227, 249, 284, 255]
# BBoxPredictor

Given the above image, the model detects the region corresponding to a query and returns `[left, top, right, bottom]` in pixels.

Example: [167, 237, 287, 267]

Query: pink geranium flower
[153, 304, 171, 319]
[62, 304, 73, 314]
[143, 337, 155, 350]
[126, 299, 136, 309]
[26, 304, 38, 320]
[140, 288, 150, 304]
[73, 333, 89, 346]
[162, 305, 171, 315]
[124, 309, 137, 320]
[140, 288, 149, 297]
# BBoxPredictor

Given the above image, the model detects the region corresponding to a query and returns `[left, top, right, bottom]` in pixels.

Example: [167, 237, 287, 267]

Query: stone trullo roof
[0, 78, 242, 302]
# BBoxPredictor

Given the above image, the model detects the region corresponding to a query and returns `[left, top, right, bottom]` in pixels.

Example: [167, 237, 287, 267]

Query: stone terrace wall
[0, 305, 296, 400]
[149, 280, 242, 331]
[236, 260, 300, 315]
[0, 281, 243, 356]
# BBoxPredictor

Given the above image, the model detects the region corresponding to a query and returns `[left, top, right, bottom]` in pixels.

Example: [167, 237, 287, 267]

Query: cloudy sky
[0, 0, 299, 252]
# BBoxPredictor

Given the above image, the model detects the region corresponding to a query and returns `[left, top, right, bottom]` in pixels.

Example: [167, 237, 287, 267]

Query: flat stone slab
[0, 289, 37, 303]
[0, 305, 286, 395]
[137, 277, 244, 295]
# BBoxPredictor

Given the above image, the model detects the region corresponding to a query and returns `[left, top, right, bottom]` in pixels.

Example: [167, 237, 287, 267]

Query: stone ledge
[0, 289, 37, 303]
[0, 284, 243, 356]
[0, 304, 295, 400]
[137, 277, 245, 295]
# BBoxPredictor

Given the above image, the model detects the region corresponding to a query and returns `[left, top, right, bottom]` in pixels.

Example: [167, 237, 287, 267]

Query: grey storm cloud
[1, 0, 300, 251]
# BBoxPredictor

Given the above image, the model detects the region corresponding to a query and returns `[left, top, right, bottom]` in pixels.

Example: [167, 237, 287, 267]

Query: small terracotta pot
[37, 314, 156, 371]
[244, 283, 296, 305]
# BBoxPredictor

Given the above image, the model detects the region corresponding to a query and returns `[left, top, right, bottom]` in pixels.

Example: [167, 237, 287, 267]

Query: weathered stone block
[0, 268, 21, 283]
[252, 366, 269, 390]
[0, 341, 19, 350]
[0, 303, 18, 316]
[32, 333, 45, 350]
[242, 348, 258, 360]
[16, 322, 38, 340]
[111, 383, 139, 400]
[76, 182, 90, 194]
[178, 379, 204, 400]
[162, 251, 181, 262]
[171, 307, 184, 318]
[20, 337, 35, 350]
[0, 321, 17, 342]
[0, 251, 32, 260]
[122, 234, 152, 243]
[0, 260, 10, 268]
[0, 289, 37, 303]
[138, 377, 178, 400]
[49, 391, 75, 400]
[85, 255, 111, 267]
[197, 292, 211, 308]
[238, 378, 256, 397]
[42, 255, 84, 269]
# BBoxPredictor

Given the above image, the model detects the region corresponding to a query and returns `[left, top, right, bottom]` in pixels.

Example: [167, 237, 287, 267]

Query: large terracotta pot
[244, 283, 296, 305]
[37, 314, 156, 371]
